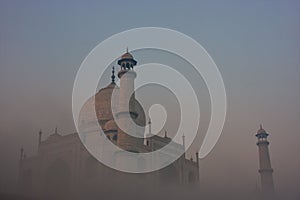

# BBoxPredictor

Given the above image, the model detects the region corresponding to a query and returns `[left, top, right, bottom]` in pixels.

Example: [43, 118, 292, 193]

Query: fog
[1, 1, 300, 200]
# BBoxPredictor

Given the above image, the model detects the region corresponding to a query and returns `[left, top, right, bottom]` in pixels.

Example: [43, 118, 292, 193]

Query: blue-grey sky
[0, 0, 299, 199]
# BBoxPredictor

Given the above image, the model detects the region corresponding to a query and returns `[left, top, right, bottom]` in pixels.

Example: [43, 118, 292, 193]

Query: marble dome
[78, 82, 146, 131]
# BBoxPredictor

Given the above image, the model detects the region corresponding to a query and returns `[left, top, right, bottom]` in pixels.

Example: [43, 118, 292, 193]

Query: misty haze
[0, 1, 299, 200]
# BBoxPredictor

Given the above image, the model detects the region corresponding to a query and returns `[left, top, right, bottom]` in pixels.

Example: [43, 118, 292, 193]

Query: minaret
[116, 50, 142, 151]
[255, 124, 275, 194]
[38, 129, 42, 146]
[20, 147, 24, 161]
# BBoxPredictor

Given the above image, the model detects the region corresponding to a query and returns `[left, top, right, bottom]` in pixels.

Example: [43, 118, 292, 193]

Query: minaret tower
[255, 124, 275, 194]
[116, 50, 142, 151]
[38, 129, 42, 146]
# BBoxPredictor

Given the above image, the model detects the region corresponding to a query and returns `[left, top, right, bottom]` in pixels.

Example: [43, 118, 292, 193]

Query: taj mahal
[18, 51, 200, 199]
[17, 51, 275, 200]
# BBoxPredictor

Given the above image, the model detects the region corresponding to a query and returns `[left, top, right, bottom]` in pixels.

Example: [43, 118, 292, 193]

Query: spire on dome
[111, 66, 116, 84]
[257, 124, 267, 134]
[55, 126, 58, 134]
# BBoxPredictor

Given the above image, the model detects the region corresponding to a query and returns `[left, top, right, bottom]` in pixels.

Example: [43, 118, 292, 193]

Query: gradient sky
[0, 0, 299, 199]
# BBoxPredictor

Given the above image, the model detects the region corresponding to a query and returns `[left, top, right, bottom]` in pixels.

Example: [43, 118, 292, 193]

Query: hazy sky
[0, 0, 299, 199]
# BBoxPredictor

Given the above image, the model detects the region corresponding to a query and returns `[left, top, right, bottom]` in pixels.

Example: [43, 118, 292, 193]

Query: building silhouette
[17, 51, 277, 200]
[18, 51, 200, 199]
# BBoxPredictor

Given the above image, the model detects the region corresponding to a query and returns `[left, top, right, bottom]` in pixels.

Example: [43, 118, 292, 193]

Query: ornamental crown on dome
[257, 124, 267, 134]
[117, 50, 137, 70]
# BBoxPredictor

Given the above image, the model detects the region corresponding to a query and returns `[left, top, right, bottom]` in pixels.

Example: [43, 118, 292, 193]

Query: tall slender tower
[255, 124, 275, 194]
[38, 129, 42, 146]
[116, 50, 142, 151]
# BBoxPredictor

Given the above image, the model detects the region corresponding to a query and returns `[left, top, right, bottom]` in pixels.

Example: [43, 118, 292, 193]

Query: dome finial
[257, 123, 267, 134]
[126, 47, 128, 53]
[111, 66, 115, 84]
[55, 126, 58, 134]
